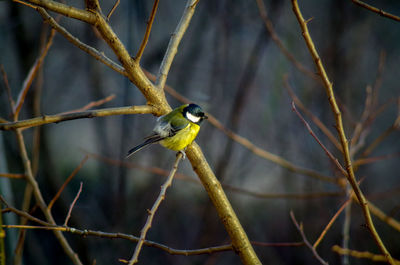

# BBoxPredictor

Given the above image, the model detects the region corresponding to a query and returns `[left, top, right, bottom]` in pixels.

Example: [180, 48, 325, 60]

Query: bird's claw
[177, 150, 186, 160]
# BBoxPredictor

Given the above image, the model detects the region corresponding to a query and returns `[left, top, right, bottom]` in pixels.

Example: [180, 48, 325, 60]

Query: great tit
[126, 103, 207, 158]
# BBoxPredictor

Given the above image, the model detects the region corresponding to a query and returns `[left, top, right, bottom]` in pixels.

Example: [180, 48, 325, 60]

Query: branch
[35, 8, 128, 77]
[290, 211, 329, 265]
[155, 0, 199, 89]
[332, 245, 400, 264]
[14, 129, 83, 265]
[255, 0, 318, 80]
[127, 152, 183, 264]
[135, 0, 159, 62]
[63, 182, 83, 226]
[291, 1, 395, 264]
[0, 105, 154, 130]
[19, 0, 96, 23]
[48, 156, 89, 211]
[292, 101, 348, 178]
[187, 143, 262, 265]
[351, 0, 400, 22]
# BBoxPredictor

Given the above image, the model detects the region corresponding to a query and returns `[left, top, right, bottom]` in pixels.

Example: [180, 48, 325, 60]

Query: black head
[183, 103, 208, 124]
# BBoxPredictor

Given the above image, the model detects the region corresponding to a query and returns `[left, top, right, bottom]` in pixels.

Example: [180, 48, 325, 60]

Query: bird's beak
[203, 115, 208, 120]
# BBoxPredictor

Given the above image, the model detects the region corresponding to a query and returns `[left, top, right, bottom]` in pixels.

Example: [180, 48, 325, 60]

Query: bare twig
[156, 0, 200, 89]
[313, 198, 351, 248]
[106, 0, 120, 20]
[135, 0, 159, 62]
[291, 1, 395, 264]
[13, 27, 55, 119]
[64, 182, 83, 226]
[48, 156, 89, 211]
[285, 76, 342, 151]
[351, 0, 400, 22]
[290, 211, 329, 265]
[292, 101, 348, 178]
[0, 65, 16, 116]
[35, 8, 127, 77]
[0, 105, 154, 130]
[127, 152, 183, 264]
[59, 94, 116, 115]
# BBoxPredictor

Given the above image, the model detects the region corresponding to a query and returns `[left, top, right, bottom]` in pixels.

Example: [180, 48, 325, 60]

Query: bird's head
[183, 103, 208, 124]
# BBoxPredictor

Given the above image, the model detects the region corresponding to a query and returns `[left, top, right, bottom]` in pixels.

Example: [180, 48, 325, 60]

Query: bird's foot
[177, 149, 186, 160]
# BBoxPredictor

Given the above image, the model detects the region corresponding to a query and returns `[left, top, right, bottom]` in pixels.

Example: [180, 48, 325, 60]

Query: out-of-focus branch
[291, 1, 395, 264]
[255, 0, 318, 80]
[35, 8, 128, 77]
[0, 173, 25, 179]
[13, 27, 55, 119]
[0, 105, 154, 130]
[155, 0, 200, 89]
[285, 75, 342, 151]
[48, 156, 89, 211]
[332, 245, 400, 264]
[351, 0, 400, 22]
[14, 129, 83, 265]
[127, 153, 183, 265]
[135, 0, 159, 62]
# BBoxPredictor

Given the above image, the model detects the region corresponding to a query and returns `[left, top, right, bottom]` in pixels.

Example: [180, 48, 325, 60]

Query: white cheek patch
[186, 112, 201, 123]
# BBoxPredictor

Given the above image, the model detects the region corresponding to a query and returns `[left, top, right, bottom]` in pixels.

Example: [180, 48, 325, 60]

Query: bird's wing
[154, 114, 189, 137]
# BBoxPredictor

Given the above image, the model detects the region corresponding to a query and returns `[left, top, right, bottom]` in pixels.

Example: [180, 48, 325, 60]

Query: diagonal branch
[351, 0, 400, 22]
[127, 152, 183, 265]
[291, 1, 395, 264]
[135, 0, 159, 62]
[155, 0, 200, 89]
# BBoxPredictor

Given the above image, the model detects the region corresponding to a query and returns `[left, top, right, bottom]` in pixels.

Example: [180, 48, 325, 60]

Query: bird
[126, 103, 207, 158]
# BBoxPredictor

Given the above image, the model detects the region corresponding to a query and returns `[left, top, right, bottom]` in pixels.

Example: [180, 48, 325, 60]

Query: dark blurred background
[1, 0, 400, 264]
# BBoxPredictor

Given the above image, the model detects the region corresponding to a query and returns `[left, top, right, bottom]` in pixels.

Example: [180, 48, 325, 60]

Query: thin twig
[156, 0, 199, 89]
[292, 101, 348, 178]
[13, 26, 56, 119]
[106, 0, 120, 20]
[48, 156, 89, 211]
[351, 0, 400, 22]
[127, 152, 183, 265]
[313, 198, 351, 248]
[284, 75, 342, 151]
[291, 1, 395, 264]
[0, 65, 16, 116]
[59, 94, 116, 115]
[35, 8, 128, 77]
[289, 211, 329, 265]
[64, 182, 83, 226]
[135, 0, 159, 62]
[0, 105, 154, 130]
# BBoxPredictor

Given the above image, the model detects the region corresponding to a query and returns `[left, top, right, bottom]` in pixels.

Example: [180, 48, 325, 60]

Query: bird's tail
[126, 136, 163, 158]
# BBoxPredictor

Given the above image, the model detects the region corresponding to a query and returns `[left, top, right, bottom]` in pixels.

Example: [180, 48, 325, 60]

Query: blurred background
[1, 0, 400, 264]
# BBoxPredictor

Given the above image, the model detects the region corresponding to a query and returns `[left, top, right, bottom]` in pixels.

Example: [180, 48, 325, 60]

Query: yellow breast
[160, 123, 200, 151]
